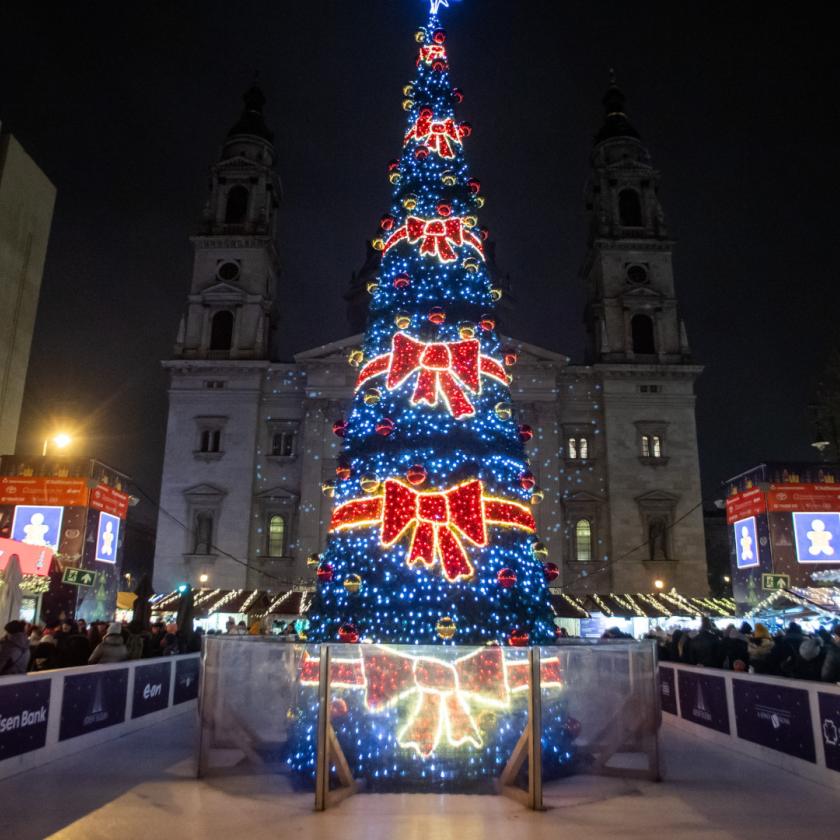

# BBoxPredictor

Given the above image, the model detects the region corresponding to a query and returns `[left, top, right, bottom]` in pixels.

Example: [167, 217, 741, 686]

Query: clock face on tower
[217, 261, 241, 282]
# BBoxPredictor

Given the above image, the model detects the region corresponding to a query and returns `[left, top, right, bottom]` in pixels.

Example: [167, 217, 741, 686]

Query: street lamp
[199, 573, 209, 584]
[653, 578, 665, 590]
[42, 432, 72, 456]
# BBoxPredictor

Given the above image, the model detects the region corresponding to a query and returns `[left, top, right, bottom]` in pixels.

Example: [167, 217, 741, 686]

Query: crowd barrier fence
[660, 662, 840, 791]
[0, 653, 200, 780]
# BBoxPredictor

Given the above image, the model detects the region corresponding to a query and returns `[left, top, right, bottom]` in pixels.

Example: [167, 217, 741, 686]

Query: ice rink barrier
[0, 653, 199, 780]
[196, 637, 661, 809]
[660, 662, 840, 790]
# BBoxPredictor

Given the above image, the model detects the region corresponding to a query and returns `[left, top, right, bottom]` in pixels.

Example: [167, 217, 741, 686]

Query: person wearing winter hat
[0, 621, 31, 675]
[748, 623, 775, 674]
[822, 625, 840, 683]
[88, 622, 128, 664]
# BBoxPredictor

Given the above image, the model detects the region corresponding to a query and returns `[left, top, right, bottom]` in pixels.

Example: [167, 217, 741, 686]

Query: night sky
[1, 1, 836, 523]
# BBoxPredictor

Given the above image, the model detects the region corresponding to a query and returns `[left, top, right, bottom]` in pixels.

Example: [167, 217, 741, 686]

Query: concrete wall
[0, 133, 56, 454]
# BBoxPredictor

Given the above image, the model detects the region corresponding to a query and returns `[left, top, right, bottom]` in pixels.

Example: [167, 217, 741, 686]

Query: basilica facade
[153, 83, 708, 597]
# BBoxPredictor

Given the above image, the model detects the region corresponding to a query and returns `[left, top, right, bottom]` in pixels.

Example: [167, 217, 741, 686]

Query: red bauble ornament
[428, 306, 446, 325]
[406, 464, 427, 485]
[387, 159, 400, 172]
[509, 629, 529, 647]
[338, 623, 359, 643]
[519, 424, 534, 442]
[451, 87, 464, 103]
[393, 272, 411, 289]
[419, 106, 433, 119]
[336, 462, 351, 480]
[316, 563, 334, 583]
[459, 122, 473, 137]
[479, 315, 495, 331]
[432, 59, 447, 72]
[478, 226, 490, 241]
[503, 348, 518, 366]
[543, 562, 560, 582]
[332, 419, 347, 437]
[376, 418, 395, 436]
[331, 698, 349, 718]
[519, 471, 536, 490]
[380, 214, 395, 231]
[437, 202, 452, 217]
[415, 145, 430, 159]
[467, 178, 481, 194]
[564, 717, 582, 739]
[497, 567, 517, 588]
[432, 28, 447, 44]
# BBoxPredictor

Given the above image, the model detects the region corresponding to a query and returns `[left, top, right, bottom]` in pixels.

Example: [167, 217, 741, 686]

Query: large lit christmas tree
[289, 0, 575, 788]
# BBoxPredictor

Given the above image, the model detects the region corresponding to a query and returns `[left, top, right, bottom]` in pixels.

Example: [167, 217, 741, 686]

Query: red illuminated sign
[726, 487, 766, 525]
[89, 484, 130, 519]
[0, 536, 54, 576]
[767, 484, 840, 514]
[0, 477, 89, 507]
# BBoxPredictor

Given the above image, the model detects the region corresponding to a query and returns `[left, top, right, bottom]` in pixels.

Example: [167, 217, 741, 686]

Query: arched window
[210, 311, 234, 351]
[575, 519, 592, 563]
[268, 514, 285, 557]
[225, 185, 249, 224]
[631, 314, 656, 354]
[618, 189, 643, 226]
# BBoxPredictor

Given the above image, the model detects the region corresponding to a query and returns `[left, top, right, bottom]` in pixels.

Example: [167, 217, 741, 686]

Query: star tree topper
[429, 0, 450, 13]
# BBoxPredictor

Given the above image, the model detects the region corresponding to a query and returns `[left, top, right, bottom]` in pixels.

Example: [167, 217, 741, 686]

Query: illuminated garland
[554, 590, 590, 617]
[266, 590, 294, 614]
[193, 588, 221, 608]
[330, 478, 536, 582]
[19, 573, 50, 595]
[590, 594, 613, 617]
[382, 216, 484, 263]
[207, 589, 243, 615]
[637, 593, 672, 617]
[240, 589, 261, 614]
[300, 644, 562, 758]
[356, 333, 507, 419]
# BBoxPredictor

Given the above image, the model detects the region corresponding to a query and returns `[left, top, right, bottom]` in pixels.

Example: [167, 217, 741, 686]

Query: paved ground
[1, 713, 838, 840]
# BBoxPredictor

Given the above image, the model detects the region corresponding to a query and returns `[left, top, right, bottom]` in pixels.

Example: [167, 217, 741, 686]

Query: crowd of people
[650, 617, 840, 683]
[0, 618, 202, 676]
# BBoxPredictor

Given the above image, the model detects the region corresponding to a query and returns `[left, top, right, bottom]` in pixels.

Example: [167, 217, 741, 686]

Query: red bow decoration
[418, 44, 447, 66]
[383, 216, 484, 263]
[405, 114, 466, 159]
[299, 646, 564, 759]
[357, 333, 507, 419]
[330, 478, 536, 582]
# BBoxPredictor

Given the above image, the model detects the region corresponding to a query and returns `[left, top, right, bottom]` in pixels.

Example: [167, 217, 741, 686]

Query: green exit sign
[761, 573, 790, 591]
[62, 567, 97, 587]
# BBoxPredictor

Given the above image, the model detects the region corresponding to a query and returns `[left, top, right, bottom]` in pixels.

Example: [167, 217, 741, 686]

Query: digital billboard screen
[11, 505, 64, 553]
[734, 516, 759, 569]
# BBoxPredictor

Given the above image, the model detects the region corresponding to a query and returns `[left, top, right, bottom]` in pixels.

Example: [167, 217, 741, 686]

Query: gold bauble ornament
[414, 29, 426, 43]
[403, 84, 415, 96]
[441, 170, 456, 186]
[371, 238, 385, 252]
[363, 387, 382, 406]
[494, 401, 513, 421]
[458, 322, 476, 340]
[360, 475, 381, 494]
[366, 280, 380, 293]
[306, 553, 321, 567]
[474, 196, 486, 208]
[394, 312, 411, 329]
[530, 488, 545, 505]
[348, 349, 364, 368]
[388, 171, 402, 185]
[463, 214, 478, 228]
[402, 98, 414, 112]
[462, 257, 480, 273]
[321, 481, 335, 497]
[532, 541, 549, 560]
[489, 287, 503, 302]
[343, 574, 362, 595]
[402, 194, 418, 210]
[435, 616, 457, 640]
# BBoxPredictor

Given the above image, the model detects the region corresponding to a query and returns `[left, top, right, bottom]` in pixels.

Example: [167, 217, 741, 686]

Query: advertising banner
[0, 537, 53, 576]
[0, 679, 50, 760]
[732, 679, 815, 763]
[0, 477, 88, 507]
[173, 657, 200, 705]
[677, 670, 729, 733]
[131, 662, 171, 719]
[818, 692, 840, 773]
[733, 516, 759, 569]
[659, 666, 677, 715]
[731, 511, 773, 606]
[89, 484, 130, 520]
[726, 487, 766, 525]
[94, 512, 120, 564]
[792, 512, 840, 564]
[59, 669, 128, 741]
[767, 483, 840, 514]
[11, 506, 63, 553]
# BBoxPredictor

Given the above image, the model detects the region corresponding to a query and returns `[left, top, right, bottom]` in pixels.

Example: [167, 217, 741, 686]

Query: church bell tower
[175, 85, 281, 360]
[582, 75, 690, 364]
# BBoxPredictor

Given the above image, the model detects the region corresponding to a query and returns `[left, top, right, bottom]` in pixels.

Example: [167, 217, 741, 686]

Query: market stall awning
[151, 588, 313, 618]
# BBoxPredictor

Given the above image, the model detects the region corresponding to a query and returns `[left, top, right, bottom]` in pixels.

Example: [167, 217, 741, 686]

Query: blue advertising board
[733, 679, 815, 763]
[677, 669, 730, 733]
[173, 657, 200, 705]
[11, 505, 63, 553]
[659, 666, 677, 715]
[131, 662, 171, 719]
[818, 692, 840, 773]
[59, 669, 128, 741]
[733, 516, 759, 569]
[0, 679, 50, 760]
[94, 511, 120, 564]
[792, 512, 840, 564]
